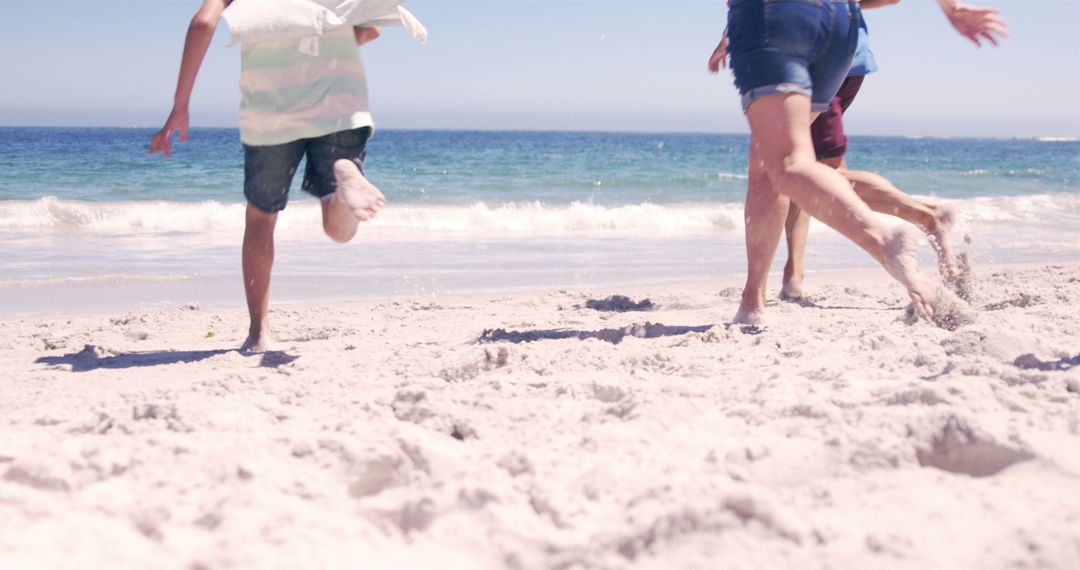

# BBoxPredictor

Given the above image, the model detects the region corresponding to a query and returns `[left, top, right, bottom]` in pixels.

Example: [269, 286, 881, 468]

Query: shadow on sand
[779, 297, 899, 311]
[479, 321, 765, 345]
[1014, 353, 1080, 372]
[36, 344, 299, 372]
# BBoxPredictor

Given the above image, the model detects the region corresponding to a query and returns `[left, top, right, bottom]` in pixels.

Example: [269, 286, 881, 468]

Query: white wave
[0, 274, 194, 288]
[0, 196, 247, 232]
[958, 193, 1080, 224]
[0, 197, 745, 237]
[1, 193, 1077, 239]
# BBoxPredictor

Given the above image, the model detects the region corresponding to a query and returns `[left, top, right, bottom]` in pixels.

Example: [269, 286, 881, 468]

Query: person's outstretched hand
[149, 107, 190, 158]
[942, 2, 1009, 47]
[708, 29, 729, 73]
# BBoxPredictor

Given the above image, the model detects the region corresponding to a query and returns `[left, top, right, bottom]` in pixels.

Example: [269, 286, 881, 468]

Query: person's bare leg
[735, 141, 791, 324]
[780, 191, 811, 301]
[241, 202, 277, 352]
[844, 169, 957, 283]
[781, 156, 841, 301]
[323, 159, 385, 243]
[745, 93, 936, 317]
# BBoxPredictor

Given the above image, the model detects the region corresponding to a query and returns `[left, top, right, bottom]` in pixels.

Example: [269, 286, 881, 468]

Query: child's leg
[781, 161, 958, 298]
[322, 159, 384, 243]
[781, 202, 811, 300]
[780, 77, 852, 302]
[745, 92, 936, 318]
[781, 157, 841, 302]
[241, 202, 278, 352]
[300, 128, 385, 243]
[241, 139, 306, 352]
[845, 169, 957, 282]
[846, 169, 936, 231]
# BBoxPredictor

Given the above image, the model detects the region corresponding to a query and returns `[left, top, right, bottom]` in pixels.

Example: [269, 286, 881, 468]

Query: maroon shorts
[810, 75, 865, 160]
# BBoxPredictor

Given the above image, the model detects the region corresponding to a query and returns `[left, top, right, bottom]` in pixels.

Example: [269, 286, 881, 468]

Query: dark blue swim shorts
[243, 127, 371, 214]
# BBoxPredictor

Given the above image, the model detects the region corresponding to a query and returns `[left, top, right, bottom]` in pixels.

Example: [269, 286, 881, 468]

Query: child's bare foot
[882, 226, 937, 319]
[779, 279, 804, 302]
[240, 330, 272, 353]
[734, 291, 766, 325]
[333, 159, 385, 221]
[926, 204, 958, 286]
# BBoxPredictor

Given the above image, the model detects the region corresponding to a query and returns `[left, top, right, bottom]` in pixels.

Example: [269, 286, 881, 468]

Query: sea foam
[0, 193, 1077, 240]
[0, 197, 745, 237]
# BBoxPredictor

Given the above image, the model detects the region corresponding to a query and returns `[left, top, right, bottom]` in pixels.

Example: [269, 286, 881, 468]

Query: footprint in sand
[348, 453, 404, 499]
[914, 415, 1034, 477]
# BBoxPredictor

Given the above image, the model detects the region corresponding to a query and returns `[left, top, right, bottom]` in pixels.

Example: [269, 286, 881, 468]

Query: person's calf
[322, 210, 358, 243]
[241, 202, 277, 352]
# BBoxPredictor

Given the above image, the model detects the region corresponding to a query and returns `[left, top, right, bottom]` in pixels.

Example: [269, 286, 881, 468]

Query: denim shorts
[243, 127, 371, 213]
[727, 0, 859, 113]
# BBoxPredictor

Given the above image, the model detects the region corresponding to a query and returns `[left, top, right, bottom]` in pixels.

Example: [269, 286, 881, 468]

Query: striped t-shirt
[238, 27, 373, 146]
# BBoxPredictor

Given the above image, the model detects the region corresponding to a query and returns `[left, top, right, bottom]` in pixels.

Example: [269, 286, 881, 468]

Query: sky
[0, 0, 1077, 138]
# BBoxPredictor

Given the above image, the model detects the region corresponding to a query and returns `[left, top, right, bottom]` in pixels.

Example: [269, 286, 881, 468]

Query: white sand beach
[2, 263, 1079, 569]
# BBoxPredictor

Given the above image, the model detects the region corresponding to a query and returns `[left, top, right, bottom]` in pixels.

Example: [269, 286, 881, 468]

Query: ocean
[0, 127, 1077, 315]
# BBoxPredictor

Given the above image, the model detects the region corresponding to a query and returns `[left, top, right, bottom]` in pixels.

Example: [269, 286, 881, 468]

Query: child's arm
[935, 0, 1009, 46]
[354, 26, 381, 47]
[149, 0, 230, 158]
[859, 1, 1006, 46]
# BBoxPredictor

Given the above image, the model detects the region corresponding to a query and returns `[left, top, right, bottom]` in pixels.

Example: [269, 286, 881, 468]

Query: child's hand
[354, 26, 381, 47]
[149, 108, 189, 159]
[707, 38, 728, 73]
[942, 2, 1008, 47]
[708, 27, 729, 73]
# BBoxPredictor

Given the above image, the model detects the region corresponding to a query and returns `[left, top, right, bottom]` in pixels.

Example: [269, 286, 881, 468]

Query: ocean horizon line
[1, 124, 1076, 143]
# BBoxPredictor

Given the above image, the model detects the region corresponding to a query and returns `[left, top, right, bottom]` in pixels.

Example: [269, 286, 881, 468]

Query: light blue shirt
[848, 12, 878, 77]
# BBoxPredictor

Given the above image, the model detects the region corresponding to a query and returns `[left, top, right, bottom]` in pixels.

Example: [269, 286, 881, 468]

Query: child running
[708, 0, 1006, 325]
[149, 0, 386, 352]
[710, 0, 933, 325]
[775, 0, 1008, 301]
